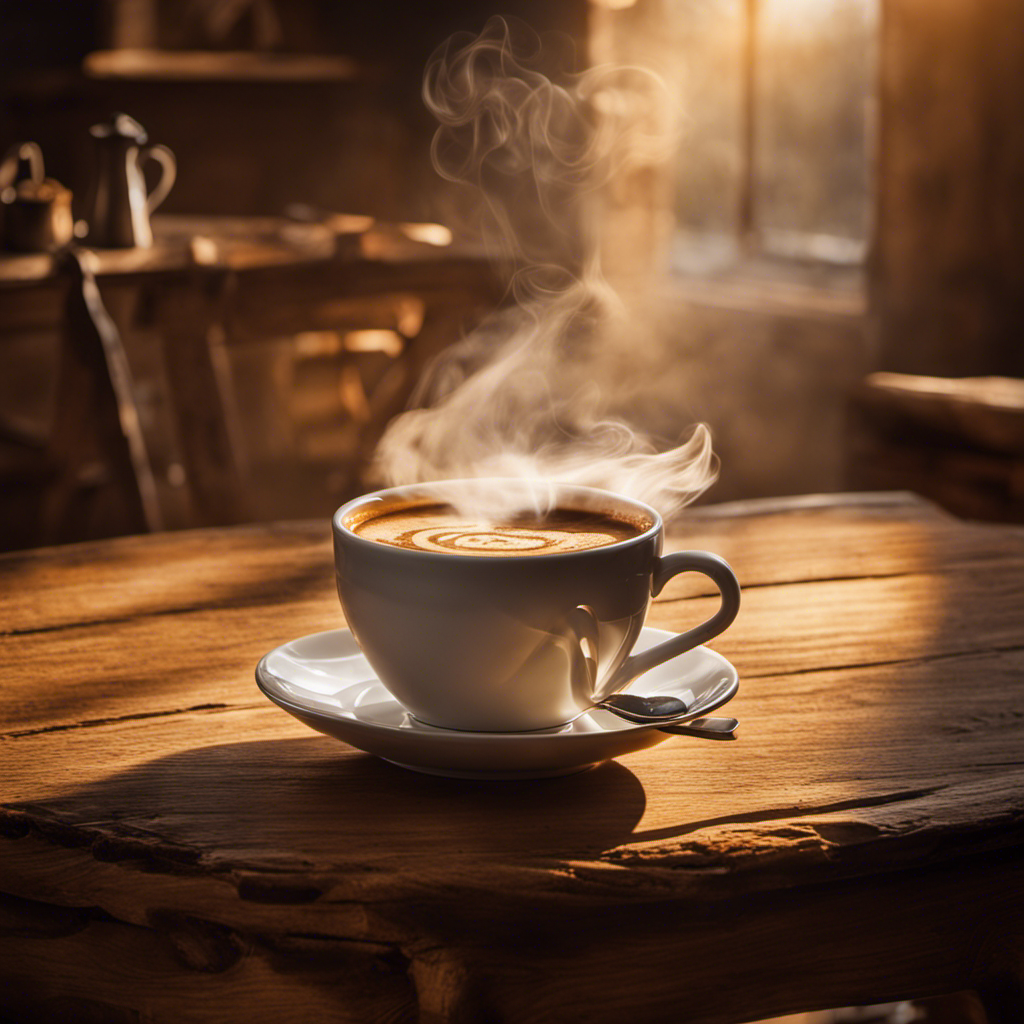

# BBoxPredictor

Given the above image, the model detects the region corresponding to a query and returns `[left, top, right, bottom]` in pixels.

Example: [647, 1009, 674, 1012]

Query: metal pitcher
[83, 113, 176, 249]
[0, 141, 74, 252]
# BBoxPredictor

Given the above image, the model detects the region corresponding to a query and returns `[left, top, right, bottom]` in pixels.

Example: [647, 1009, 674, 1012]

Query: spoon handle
[658, 716, 738, 740]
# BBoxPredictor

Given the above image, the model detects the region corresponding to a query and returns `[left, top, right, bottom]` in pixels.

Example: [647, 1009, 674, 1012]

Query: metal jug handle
[0, 142, 44, 190]
[140, 144, 176, 213]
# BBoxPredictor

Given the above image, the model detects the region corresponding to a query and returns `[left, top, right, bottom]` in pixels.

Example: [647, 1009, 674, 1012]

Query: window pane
[668, 0, 746, 238]
[754, 0, 878, 260]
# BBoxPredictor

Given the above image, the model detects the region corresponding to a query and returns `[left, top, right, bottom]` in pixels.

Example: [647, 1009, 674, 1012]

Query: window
[591, 0, 879, 281]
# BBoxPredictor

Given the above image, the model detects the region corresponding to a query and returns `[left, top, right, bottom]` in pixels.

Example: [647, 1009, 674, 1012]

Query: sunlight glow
[762, 0, 875, 35]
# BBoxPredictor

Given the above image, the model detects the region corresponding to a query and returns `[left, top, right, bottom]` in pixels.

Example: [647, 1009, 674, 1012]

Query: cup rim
[333, 479, 663, 561]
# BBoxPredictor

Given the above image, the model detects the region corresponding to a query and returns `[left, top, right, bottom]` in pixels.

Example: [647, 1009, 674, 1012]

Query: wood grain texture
[2, 493, 1023, 1023]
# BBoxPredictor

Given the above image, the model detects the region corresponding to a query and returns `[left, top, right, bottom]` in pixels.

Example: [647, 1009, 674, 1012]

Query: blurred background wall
[2, 0, 1023, 550]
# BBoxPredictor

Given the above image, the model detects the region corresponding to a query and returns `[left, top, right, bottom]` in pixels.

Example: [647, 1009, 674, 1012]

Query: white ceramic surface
[255, 627, 739, 779]
[333, 480, 741, 732]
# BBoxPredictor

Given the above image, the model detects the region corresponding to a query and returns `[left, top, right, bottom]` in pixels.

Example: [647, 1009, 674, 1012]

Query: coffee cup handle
[607, 551, 740, 691]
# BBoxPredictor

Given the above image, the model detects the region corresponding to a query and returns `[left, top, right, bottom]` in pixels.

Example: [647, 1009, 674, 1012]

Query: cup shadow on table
[24, 737, 648, 863]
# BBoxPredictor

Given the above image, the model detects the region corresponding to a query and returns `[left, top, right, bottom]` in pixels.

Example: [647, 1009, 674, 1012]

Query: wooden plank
[0, 521, 332, 635]
[675, 493, 1024, 591]
[848, 373, 1024, 523]
[225, 260, 501, 344]
[82, 49, 365, 84]
[0, 832, 1021, 1024]
[0, 890, 414, 1024]
[875, 0, 1024, 378]
[859, 372, 1024, 456]
[0, 218, 495, 287]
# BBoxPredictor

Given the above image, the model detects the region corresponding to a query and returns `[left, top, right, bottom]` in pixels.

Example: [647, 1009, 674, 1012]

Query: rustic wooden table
[2, 492, 1024, 1024]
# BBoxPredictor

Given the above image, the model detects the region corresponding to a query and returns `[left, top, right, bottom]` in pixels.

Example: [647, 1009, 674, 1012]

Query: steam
[372, 16, 717, 521]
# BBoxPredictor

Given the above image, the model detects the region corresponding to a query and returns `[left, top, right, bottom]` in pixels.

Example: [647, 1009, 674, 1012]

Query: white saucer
[255, 627, 739, 780]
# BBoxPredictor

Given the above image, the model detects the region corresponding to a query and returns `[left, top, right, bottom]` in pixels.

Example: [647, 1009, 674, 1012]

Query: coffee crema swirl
[401, 525, 615, 555]
[351, 503, 648, 556]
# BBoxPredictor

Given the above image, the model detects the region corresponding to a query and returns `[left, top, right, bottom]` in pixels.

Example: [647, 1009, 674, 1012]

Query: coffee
[351, 502, 649, 556]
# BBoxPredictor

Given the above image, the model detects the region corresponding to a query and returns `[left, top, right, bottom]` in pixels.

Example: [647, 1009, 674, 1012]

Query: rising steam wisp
[372, 17, 717, 522]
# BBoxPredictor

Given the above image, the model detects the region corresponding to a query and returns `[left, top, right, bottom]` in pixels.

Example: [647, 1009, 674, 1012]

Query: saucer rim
[255, 626, 739, 742]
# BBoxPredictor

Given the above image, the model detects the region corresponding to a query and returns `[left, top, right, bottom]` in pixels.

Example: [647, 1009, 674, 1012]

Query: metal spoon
[657, 716, 738, 740]
[594, 693, 739, 740]
[598, 693, 690, 722]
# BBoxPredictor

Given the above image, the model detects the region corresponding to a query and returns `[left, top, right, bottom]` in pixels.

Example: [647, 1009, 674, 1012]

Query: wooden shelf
[82, 48, 366, 84]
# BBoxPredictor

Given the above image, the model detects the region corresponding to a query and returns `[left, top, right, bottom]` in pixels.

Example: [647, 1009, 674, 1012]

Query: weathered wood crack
[0, 809, 202, 864]
[0, 578, 331, 638]
[0, 702, 261, 740]
[742, 640, 1024, 680]
[657, 563, 1024, 600]
[626, 786, 946, 844]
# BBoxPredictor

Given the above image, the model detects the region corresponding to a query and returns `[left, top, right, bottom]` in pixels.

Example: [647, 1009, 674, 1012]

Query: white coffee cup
[333, 480, 740, 732]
